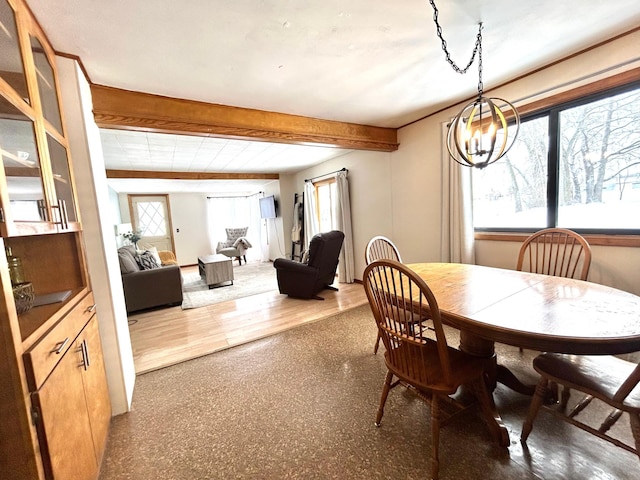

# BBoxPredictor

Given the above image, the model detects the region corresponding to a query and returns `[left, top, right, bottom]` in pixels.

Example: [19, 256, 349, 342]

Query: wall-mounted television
[259, 195, 277, 219]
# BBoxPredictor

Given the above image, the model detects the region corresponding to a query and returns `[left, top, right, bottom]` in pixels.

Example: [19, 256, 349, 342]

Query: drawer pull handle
[87, 304, 96, 313]
[80, 339, 91, 370]
[52, 337, 70, 354]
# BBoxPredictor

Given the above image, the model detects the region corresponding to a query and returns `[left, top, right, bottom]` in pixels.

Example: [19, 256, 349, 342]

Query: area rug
[181, 261, 278, 309]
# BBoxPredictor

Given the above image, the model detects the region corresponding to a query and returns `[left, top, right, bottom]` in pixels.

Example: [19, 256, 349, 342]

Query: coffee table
[198, 254, 234, 288]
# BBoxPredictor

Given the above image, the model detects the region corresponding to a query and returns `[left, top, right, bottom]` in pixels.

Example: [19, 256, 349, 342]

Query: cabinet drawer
[23, 292, 96, 391]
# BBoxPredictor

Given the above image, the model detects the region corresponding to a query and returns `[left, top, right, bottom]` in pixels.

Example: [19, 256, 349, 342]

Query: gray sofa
[117, 246, 183, 313]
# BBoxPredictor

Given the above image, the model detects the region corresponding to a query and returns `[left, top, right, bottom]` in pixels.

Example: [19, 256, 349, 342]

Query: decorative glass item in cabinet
[0, 0, 30, 105]
[0, 95, 47, 222]
[47, 134, 77, 224]
[30, 35, 63, 133]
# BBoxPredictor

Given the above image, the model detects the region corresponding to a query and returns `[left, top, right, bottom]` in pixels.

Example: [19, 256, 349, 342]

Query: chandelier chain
[477, 28, 483, 97]
[428, 0, 483, 92]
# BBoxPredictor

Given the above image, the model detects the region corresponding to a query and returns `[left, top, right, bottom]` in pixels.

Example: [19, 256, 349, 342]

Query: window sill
[475, 232, 640, 247]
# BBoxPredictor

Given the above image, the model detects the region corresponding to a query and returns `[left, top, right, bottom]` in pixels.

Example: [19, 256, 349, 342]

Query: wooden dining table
[406, 262, 640, 444]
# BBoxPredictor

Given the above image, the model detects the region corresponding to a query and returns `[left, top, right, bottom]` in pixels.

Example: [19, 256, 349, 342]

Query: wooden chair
[521, 352, 640, 460]
[365, 235, 402, 265]
[365, 236, 402, 354]
[363, 259, 508, 480]
[516, 228, 591, 354]
[517, 227, 591, 281]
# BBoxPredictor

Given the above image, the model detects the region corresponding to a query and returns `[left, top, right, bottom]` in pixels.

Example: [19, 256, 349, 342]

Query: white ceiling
[26, 0, 640, 193]
[101, 129, 353, 193]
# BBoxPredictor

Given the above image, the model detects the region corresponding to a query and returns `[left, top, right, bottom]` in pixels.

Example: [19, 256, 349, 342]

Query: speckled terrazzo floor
[99, 305, 640, 480]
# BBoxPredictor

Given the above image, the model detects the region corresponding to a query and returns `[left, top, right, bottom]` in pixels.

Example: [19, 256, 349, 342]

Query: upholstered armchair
[273, 230, 345, 300]
[216, 227, 253, 265]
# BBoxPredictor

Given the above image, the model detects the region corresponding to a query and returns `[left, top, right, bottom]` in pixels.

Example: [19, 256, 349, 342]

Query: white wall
[56, 57, 135, 415]
[261, 180, 286, 261]
[277, 174, 297, 259]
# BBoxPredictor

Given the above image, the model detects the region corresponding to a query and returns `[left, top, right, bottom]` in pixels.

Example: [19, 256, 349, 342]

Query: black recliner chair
[273, 230, 345, 300]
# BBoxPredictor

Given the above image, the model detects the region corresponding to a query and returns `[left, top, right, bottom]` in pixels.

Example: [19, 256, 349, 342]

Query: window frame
[473, 75, 640, 239]
[313, 177, 338, 232]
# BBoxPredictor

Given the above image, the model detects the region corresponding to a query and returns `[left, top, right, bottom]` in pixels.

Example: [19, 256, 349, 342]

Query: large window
[314, 178, 338, 232]
[472, 82, 640, 234]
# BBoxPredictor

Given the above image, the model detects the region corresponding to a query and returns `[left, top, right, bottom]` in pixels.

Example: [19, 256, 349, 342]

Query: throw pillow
[146, 246, 162, 266]
[135, 251, 160, 270]
[118, 247, 140, 274]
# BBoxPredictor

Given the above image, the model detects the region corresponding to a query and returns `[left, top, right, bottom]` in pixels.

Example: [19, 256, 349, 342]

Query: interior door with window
[129, 194, 174, 252]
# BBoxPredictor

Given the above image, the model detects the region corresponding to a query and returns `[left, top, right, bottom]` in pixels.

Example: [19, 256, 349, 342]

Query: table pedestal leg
[458, 331, 509, 447]
[459, 332, 498, 386]
[459, 331, 535, 395]
[496, 365, 535, 396]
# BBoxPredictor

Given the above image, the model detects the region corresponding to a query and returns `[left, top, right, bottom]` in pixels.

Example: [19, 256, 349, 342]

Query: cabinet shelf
[4, 232, 88, 349]
[19, 286, 88, 347]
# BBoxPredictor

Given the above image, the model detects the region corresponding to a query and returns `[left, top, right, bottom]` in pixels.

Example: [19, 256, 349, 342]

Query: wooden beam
[91, 85, 398, 152]
[105, 170, 279, 180]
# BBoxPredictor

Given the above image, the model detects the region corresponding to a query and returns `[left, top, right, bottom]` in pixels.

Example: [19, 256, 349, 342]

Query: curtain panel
[335, 171, 355, 283]
[303, 181, 319, 249]
[206, 194, 265, 262]
[440, 121, 475, 264]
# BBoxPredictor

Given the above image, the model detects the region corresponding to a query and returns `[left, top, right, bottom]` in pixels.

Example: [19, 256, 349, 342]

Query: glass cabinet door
[0, 95, 47, 223]
[30, 35, 63, 133]
[0, 0, 30, 105]
[47, 133, 77, 224]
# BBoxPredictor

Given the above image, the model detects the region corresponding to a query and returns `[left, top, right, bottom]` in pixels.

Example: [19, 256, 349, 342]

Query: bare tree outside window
[472, 116, 548, 228]
[472, 84, 640, 232]
[558, 89, 640, 228]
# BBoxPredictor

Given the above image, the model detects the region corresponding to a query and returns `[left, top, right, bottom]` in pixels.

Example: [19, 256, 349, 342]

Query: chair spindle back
[517, 228, 591, 280]
[365, 236, 402, 265]
[363, 259, 453, 389]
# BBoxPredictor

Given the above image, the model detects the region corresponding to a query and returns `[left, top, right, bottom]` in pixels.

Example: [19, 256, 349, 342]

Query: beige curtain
[303, 181, 319, 249]
[440, 121, 475, 264]
[335, 170, 355, 283]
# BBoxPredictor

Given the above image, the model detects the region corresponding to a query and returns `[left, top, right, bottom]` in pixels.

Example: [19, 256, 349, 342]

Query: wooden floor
[128, 266, 368, 374]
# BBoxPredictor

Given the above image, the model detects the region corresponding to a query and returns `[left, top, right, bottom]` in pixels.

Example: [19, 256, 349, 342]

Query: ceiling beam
[91, 85, 398, 152]
[106, 170, 279, 180]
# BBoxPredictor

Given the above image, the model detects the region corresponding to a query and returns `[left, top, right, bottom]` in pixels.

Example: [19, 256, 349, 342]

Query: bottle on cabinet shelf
[6, 247, 34, 314]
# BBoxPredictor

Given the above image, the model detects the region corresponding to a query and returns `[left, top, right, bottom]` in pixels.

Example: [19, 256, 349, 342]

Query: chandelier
[429, 0, 520, 168]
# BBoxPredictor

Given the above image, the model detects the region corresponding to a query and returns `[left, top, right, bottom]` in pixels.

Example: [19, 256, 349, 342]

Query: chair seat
[218, 247, 241, 256]
[385, 340, 488, 395]
[533, 353, 640, 411]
